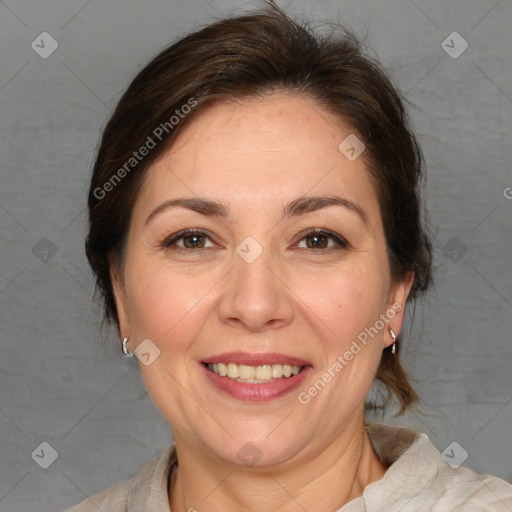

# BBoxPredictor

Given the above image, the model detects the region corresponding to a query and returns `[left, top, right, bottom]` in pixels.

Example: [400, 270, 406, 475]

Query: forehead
[167, 92, 349, 175]
[136, 92, 380, 221]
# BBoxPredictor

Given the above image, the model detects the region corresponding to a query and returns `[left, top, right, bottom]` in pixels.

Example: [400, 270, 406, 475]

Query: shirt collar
[125, 422, 438, 512]
[345, 422, 441, 511]
[127, 444, 177, 511]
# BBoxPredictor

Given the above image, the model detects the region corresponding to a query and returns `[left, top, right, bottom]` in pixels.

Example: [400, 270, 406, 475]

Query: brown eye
[297, 229, 348, 251]
[181, 233, 206, 249]
[162, 229, 214, 251]
[305, 233, 329, 249]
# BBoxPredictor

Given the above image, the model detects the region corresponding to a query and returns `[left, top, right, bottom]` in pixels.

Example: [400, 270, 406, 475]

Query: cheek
[125, 259, 211, 345]
[301, 262, 389, 342]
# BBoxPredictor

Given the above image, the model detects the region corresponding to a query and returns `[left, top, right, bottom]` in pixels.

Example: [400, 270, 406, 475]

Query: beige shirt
[64, 423, 512, 511]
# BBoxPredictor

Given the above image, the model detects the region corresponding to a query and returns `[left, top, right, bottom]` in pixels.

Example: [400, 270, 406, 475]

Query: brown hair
[85, 3, 432, 414]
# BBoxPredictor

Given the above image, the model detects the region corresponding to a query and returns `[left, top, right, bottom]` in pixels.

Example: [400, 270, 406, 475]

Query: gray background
[0, 0, 511, 510]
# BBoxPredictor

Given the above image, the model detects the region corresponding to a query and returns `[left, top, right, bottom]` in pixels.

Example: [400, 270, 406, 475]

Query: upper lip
[202, 352, 312, 367]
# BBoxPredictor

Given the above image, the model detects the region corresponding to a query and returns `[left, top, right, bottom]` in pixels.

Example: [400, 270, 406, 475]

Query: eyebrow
[144, 195, 368, 226]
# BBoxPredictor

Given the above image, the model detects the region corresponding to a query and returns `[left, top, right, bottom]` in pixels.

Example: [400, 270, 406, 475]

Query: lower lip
[199, 363, 312, 401]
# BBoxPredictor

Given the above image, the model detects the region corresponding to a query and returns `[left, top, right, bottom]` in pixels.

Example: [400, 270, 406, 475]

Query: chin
[205, 428, 306, 470]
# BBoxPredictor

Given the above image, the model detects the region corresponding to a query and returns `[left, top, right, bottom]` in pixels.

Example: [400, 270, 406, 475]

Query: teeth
[239, 364, 255, 380]
[255, 364, 272, 380]
[227, 363, 239, 378]
[207, 362, 302, 381]
[272, 364, 284, 378]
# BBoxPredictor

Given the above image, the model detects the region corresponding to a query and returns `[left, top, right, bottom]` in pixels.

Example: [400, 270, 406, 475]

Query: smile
[199, 352, 313, 401]
[205, 362, 304, 383]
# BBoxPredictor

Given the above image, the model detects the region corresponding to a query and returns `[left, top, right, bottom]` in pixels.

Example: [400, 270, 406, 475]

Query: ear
[384, 271, 414, 349]
[109, 252, 131, 340]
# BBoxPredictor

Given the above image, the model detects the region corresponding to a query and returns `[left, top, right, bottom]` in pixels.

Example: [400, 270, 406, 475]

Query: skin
[110, 92, 414, 512]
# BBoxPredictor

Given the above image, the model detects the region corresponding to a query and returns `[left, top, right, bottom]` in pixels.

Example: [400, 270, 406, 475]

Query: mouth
[199, 352, 313, 401]
[202, 361, 309, 383]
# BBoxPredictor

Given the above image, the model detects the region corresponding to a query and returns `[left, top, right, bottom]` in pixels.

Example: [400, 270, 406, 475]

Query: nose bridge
[233, 233, 276, 297]
[217, 232, 293, 330]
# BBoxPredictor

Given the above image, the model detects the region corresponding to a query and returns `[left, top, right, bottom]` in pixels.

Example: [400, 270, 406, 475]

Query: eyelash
[160, 228, 348, 253]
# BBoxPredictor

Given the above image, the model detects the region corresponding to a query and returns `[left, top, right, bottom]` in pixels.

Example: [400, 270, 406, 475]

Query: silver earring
[122, 337, 133, 357]
[389, 329, 396, 355]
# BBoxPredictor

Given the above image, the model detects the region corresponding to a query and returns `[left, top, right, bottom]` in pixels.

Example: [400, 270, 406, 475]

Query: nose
[217, 239, 294, 332]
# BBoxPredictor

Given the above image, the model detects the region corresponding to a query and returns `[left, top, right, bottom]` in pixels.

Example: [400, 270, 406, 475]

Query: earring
[122, 337, 133, 357]
[389, 329, 396, 355]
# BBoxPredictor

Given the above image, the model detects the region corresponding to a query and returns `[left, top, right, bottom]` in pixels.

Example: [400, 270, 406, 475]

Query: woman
[66, 2, 512, 511]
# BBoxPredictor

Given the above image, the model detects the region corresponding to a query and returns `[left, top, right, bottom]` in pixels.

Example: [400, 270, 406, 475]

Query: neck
[168, 416, 388, 512]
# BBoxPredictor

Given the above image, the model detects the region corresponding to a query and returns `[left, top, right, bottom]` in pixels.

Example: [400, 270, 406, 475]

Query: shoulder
[63, 445, 177, 512]
[63, 477, 132, 512]
[364, 422, 512, 511]
[426, 458, 512, 511]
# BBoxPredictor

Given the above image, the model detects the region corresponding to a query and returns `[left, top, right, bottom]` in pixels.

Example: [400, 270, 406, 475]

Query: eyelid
[293, 227, 348, 250]
[161, 228, 218, 249]
[161, 227, 348, 252]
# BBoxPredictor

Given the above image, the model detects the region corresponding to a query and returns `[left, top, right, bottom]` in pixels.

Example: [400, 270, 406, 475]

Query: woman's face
[111, 92, 411, 467]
